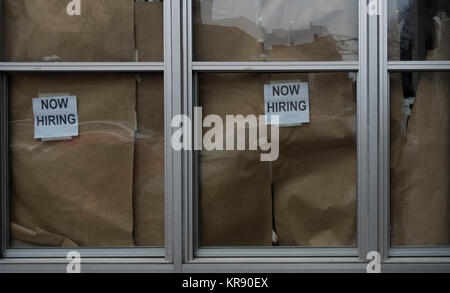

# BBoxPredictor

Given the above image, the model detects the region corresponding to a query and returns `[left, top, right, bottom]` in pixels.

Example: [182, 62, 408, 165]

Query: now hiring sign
[264, 82, 310, 127]
[32, 96, 79, 140]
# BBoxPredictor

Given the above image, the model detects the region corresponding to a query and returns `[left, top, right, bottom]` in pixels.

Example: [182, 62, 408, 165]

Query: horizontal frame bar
[4, 248, 166, 259]
[1, 260, 449, 273]
[0, 261, 173, 273]
[387, 61, 450, 72]
[195, 248, 359, 258]
[0, 62, 165, 72]
[192, 61, 359, 72]
[183, 262, 450, 273]
[184, 260, 365, 273]
[389, 247, 450, 258]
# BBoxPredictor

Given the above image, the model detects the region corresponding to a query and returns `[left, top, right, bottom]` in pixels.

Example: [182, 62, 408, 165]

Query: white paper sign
[32, 96, 79, 139]
[264, 82, 310, 126]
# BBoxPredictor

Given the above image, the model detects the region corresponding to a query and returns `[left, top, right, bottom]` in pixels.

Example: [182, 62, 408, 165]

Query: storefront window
[193, 0, 359, 61]
[0, 0, 448, 273]
[8, 73, 165, 248]
[2, 0, 164, 62]
[390, 71, 449, 247]
[198, 72, 357, 247]
[387, 0, 450, 61]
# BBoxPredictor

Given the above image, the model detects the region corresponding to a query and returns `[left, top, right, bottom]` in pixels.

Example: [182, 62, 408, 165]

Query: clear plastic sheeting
[194, 0, 358, 61]
[2, 0, 164, 62]
[387, 0, 450, 61]
[8, 73, 165, 248]
[198, 72, 357, 247]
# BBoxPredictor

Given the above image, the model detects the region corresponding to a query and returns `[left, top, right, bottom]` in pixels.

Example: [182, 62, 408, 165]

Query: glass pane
[198, 72, 357, 247]
[2, 0, 163, 62]
[8, 73, 165, 248]
[193, 0, 359, 61]
[390, 72, 449, 247]
[388, 0, 450, 61]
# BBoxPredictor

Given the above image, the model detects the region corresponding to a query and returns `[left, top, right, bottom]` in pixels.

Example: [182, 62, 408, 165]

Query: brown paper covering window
[390, 71, 449, 246]
[390, 12, 449, 247]
[2, 0, 163, 62]
[198, 74, 273, 246]
[9, 73, 165, 248]
[198, 72, 357, 247]
[9, 73, 136, 247]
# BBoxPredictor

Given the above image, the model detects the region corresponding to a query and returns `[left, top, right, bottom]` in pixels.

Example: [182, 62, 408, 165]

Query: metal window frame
[0, 0, 175, 265]
[182, 0, 373, 262]
[0, 0, 449, 273]
[378, 0, 450, 261]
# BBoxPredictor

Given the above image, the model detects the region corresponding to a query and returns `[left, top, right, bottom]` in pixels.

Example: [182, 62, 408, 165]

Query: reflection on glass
[193, 0, 359, 61]
[388, 0, 450, 61]
[390, 72, 449, 247]
[198, 72, 357, 247]
[2, 0, 164, 62]
[9, 73, 164, 248]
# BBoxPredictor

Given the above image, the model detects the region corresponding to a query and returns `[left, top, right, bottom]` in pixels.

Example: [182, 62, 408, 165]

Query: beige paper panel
[9, 73, 136, 247]
[133, 73, 165, 246]
[3, 0, 135, 62]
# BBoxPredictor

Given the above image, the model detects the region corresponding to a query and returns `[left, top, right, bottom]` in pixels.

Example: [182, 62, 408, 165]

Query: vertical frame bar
[0, 74, 8, 257]
[164, 0, 174, 263]
[379, 0, 390, 260]
[367, 0, 380, 256]
[192, 72, 199, 258]
[183, 0, 195, 263]
[358, 0, 370, 260]
[0, 0, 6, 257]
[0, 0, 3, 61]
[169, 0, 184, 272]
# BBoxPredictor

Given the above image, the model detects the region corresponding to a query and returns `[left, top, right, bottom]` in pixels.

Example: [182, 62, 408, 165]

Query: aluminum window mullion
[195, 248, 359, 258]
[357, 0, 370, 261]
[379, 0, 390, 261]
[182, 262, 366, 273]
[192, 62, 359, 72]
[183, 0, 199, 262]
[1, 73, 8, 258]
[168, 0, 183, 273]
[183, 0, 195, 263]
[0, 0, 3, 61]
[163, 0, 174, 265]
[0, 262, 174, 273]
[367, 0, 379, 258]
[0, 62, 165, 72]
[182, 262, 450, 273]
[389, 247, 450, 258]
[191, 74, 199, 260]
[387, 61, 450, 72]
[4, 248, 166, 259]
